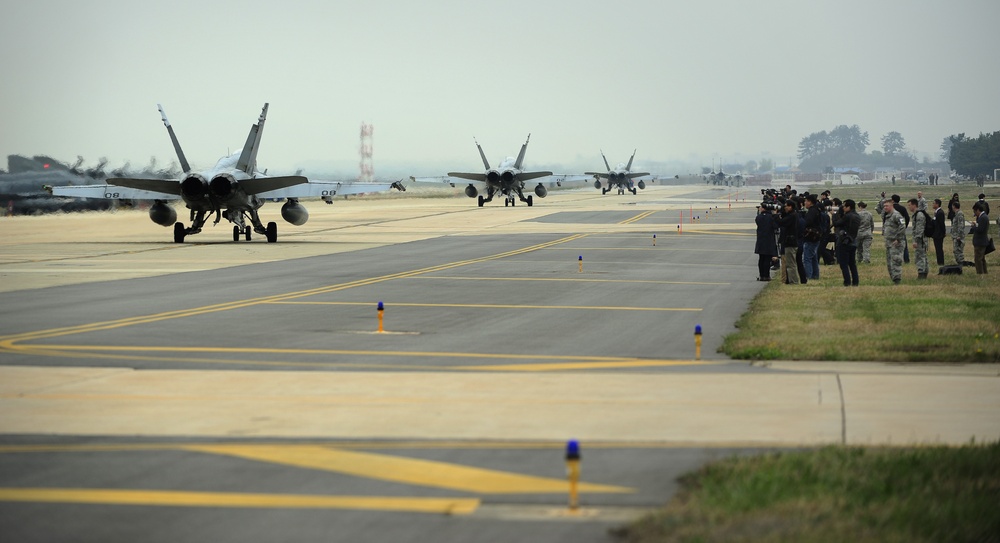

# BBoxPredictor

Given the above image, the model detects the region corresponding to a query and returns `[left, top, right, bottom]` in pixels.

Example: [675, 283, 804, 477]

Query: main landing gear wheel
[478, 195, 485, 207]
[174, 222, 186, 243]
[245, 226, 252, 241]
[504, 199, 509, 207]
[631, 187, 637, 195]
[233, 226, 240, 242]
[602, 187, 608, 195]
[265, 221, 278, 243]
[526, 195, 533, 207]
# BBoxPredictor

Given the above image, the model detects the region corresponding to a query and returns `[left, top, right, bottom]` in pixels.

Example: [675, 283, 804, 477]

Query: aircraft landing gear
[174, 222, 186, 243]
[631, 187, 637, 195]
[232, 225, 240, 242]
[265, 222, 277, 243]
[245, 225, 252, 241]
[478, 195, 485, 207]
[526, 195, 533, 207]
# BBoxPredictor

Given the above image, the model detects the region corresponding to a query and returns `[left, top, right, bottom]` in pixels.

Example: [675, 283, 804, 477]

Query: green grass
[723, 183, 1000, 362]
[614, 441, 1000, 543]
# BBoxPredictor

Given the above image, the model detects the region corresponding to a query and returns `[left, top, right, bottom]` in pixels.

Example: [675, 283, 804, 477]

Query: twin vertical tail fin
[474, 137, 491, 170]
[158, 104, 191, 173]
[625, 149, 636, 172]
[236, 103, 268, 175]
[601, 150, 612, 172]
[514, 133, 531, 170]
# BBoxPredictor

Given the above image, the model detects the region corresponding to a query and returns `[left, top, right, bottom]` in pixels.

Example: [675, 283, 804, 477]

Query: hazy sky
[2, 0, 998, 176]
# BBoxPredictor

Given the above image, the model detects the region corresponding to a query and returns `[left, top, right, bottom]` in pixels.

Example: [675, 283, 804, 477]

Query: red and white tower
[359, 122, 374, 182]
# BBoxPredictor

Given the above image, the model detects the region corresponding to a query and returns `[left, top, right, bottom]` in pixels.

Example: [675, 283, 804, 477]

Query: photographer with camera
[755, 204, 779, 281]
[775, 199, 801, 284]
[832, 199, 861, 287]
[801, 194, 822, 281]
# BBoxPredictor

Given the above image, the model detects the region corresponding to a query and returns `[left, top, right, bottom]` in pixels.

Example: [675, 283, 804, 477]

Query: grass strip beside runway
[617, 440, 1000, 542]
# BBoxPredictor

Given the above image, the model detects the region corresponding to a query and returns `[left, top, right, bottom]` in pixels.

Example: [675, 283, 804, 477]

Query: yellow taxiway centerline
[0, 488, 481, 514]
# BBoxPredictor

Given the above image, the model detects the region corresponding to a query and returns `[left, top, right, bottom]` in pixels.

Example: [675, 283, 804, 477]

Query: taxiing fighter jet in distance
[53, 104, 402, 242]
[443, 134, 555, 207]
[587, 150, 650, 195]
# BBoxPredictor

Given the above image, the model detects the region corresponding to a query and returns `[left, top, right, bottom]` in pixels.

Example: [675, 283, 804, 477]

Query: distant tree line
[947, 132, 1000, 178]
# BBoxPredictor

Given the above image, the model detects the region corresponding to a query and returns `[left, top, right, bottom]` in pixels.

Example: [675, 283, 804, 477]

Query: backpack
[918, 210, 934, 237]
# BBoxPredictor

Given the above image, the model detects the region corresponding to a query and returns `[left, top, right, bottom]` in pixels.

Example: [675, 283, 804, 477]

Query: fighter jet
[442, 134, 555, 207]
[587, 150, 650, 195]
[53, 104, 402, 242]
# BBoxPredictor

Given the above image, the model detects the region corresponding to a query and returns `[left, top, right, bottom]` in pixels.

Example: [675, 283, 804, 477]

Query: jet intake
[148, 200, 177, 227]
[180, 174, 209, 200]
[534, 184, 547, 198]
[281, 198, 309, 226]
[464, 184, 478, 198]
[209, 174, 238, 199]
[486, 170, 501, 185]
[637, 180, 646, 190]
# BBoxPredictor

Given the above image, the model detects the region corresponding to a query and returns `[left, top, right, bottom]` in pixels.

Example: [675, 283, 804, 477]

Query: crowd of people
[755, 185, 993, 285]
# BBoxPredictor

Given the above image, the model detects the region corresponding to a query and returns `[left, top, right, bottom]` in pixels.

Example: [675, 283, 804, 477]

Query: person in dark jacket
[801, 194, 822, 280]
[932, 198, 947, 265]
[947, 193, 959, 221]
[775, 200, 800, 284]
[977, 193, 990, 216]
[971, 202, 990, 274]
[832, 199, 861, 286]
[754, 206, 779, 281]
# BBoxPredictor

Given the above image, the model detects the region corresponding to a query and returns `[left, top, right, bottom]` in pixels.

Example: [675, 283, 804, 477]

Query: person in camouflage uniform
[855, 201, 875, 263]
[908, 198, 929, 279]
[883, 200, 906, 284]
[951, 200, 966, 265]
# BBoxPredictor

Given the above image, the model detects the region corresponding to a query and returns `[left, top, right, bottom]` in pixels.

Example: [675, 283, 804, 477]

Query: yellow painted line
[0, 234, 590, 348]
[0, 488, 480, 514]
[184, 445, 632, 494]
[416, 276, 730, 286]
[546, 246, 746, 252]
[676, 230, 753, 236]
[0, 439, 771, 454]
[12, 344, 650, 363]
[267, 301, 702, 312]
[455, 359, 713, 372]
[618, 210, 657, 225]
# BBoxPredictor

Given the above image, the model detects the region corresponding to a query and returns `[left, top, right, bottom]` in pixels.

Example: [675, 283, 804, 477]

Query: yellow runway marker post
[377, 301, 384, 333]
[566, 440, 580, 510]
[694, 324, 702, 360]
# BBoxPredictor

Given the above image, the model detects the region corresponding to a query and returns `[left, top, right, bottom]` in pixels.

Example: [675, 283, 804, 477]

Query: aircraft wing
[545, 174, 592, 187]
[256, 180, 402, 199]
[239, 175, 307, 195]
[515, 171, 554, 182]
[626, 172, 651, 179]
[585, 172, 610, 179]
[445, 172, 488, 182]
[409, 176, 453, 185]
[51, 183, 180, 200]
[107, 177, 182, 195]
